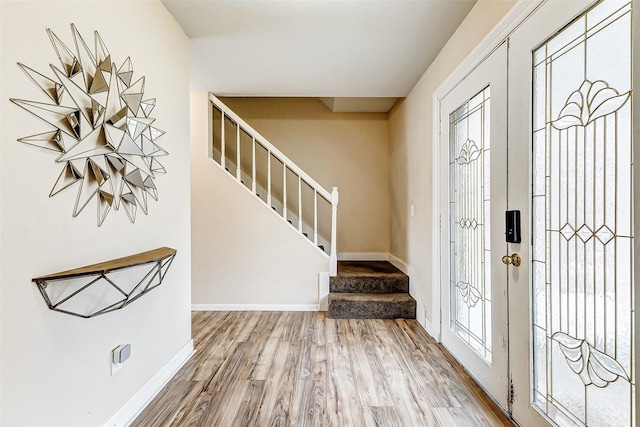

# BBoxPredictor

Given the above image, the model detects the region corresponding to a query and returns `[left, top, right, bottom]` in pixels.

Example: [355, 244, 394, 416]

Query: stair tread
[328, 292, 415, 303]
[337, 261, 405, 277]
[328, 292, 416, 319]
[331, 261, 408, 293]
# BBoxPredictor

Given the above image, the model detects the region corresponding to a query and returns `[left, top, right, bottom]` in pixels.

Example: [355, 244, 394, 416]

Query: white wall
[0, 2, 191, 426]
[388, 0, 516, 325]
[191, 93, 328, 307]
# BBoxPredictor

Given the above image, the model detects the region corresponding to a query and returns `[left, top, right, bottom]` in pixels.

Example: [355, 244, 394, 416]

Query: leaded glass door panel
[440, 42, 509, 409]
[509, 0, 635, 425]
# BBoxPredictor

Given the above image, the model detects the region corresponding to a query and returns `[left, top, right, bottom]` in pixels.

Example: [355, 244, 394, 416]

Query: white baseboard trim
[337, 252, 389, 261]
[424, 319, 440, 342]
[104, 339, 195, 427]
[387, 254, 408, 275]
[387, 254, 441, 342]
[191, 304, 319, 311]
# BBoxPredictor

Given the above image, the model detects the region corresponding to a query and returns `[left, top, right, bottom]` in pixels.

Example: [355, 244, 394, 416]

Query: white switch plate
[410, 204, 415, 217]
[110, 344, 131, 376]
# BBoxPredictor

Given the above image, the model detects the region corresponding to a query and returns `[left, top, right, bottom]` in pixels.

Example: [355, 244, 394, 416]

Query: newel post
[329, 186, 339, 276]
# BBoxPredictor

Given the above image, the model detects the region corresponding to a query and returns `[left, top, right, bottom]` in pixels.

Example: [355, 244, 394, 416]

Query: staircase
[209, 94, 339, 275]
[328, 261, 416, 319]
[209, 96, 414, 319]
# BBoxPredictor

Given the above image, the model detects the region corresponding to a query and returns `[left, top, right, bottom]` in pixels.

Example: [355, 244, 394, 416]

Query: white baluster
[313, 190, 318, 245]
[298, 176, 302, 232]
[221, 111, 226, 169]
[267, 151, 272, 207]
[236, 125, 241, 181]
[329, 187, 339, 276]
[283, 166, 287, 221]
[252, 137, 256, 194]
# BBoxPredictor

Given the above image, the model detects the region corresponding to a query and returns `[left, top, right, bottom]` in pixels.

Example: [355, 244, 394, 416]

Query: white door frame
[439, 42, 510, 407]
[431, 0, 544, 341]
[432, 0, 640, 424]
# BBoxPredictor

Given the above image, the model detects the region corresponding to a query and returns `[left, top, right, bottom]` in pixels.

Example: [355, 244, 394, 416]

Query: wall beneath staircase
[191, 92, 329, 307]
[218, 97, 391, 255]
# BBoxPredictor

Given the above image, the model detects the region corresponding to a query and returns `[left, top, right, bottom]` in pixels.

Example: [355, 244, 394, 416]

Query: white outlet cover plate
[111, 358, 124, 376]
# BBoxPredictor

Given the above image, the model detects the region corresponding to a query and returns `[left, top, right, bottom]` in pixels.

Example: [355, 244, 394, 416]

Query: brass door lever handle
[502, 253, 521, 267]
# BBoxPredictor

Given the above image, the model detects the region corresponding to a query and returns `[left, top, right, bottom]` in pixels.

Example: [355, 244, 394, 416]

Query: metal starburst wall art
[10, 24, 167, 226]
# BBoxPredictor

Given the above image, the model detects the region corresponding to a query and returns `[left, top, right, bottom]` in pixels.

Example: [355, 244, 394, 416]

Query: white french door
[439, 0, 636, 425]
[509, 0, 636, 425]
[440, 42, 509, 409]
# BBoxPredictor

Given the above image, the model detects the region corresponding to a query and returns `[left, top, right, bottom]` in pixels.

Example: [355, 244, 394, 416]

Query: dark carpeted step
[330, 275, 409, 293]
[337, 260, 403, 275]
[328, 293, 416, 319]
[331, 261, 408, 293]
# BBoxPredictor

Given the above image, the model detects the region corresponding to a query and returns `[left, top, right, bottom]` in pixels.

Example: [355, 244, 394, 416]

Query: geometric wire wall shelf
[32, 247, 176, 318]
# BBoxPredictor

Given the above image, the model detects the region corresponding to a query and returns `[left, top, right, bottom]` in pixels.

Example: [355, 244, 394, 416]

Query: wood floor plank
[205, 341, 253, 395]
[203, 378, 249, 426]
[249, 336, 280, 381]
[131, 379, 203, 427]
[177, 343, 255, 426]
[233, 311, 263, 342]
[255, 339, 293, 425]
[132, 312, 515, 427]
[436, 343, 512, 426]
[284, 310, 311, 342]
[375, 320, 451, 407]
[326, 320, 364, 426]
[289, 380, 326, 427]
[242, 311, 281, 344]
[231, 379, 266, 426]
[432, 406, 482, 427]
[384, 320, 465, 408]
[313, 341, 327, 383]
[172, 389, 216, 426]
[367, 406, 405, 427]
[297, 333, 317, 380]
[349, 319, 395, 407]
[160, 381, 207, 427]
[189, 312, 248, 382]
[368, 320, 441, 426]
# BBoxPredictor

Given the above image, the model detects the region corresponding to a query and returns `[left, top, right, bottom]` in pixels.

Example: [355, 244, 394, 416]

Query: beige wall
[388, 0, 516, 323]
[191, 93, 329, 306]
[219, 97, 391, 255]
[0, 2, 191, 425]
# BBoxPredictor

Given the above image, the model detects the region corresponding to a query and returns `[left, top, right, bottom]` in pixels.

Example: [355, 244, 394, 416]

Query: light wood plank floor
[132, 311, 515, 426]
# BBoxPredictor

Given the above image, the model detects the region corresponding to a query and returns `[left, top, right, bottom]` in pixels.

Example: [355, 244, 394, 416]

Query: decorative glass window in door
[531, 1, 634, 425]
[449, 87, 492, 362]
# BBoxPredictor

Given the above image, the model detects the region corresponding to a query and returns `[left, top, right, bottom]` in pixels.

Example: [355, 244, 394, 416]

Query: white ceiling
[162, 0, 476, 100]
